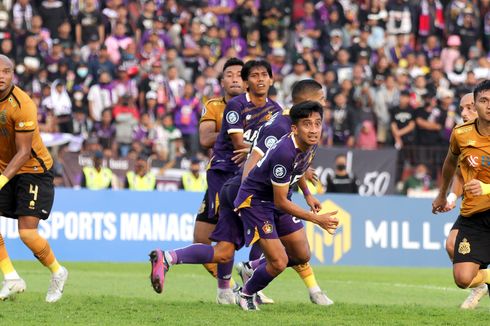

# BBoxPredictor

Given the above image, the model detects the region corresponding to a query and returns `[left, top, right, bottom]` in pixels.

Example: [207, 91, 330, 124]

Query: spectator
[326, 154, 359, 194]
[93, 108, 116, 150]
[415, 95, 446, 146]
[87, 70, 118, 122]
[282, 58, 310, 104]
[42, 80, 73, 133]
[402, 163, 435, 196]
[113, 94, 139, 157]
[150, 113, 183, 161]
[391, 90, 416, 150]
[38, 0, 68, 38]
[105, 22, 133, 64]
[440, 35, 461, 74]
[80, 151, 114, 190]
[124, 156, 156, 191]
[180, 158, 207, 192]
[331, 92, 355, 147]
[173, 83, 201, 157]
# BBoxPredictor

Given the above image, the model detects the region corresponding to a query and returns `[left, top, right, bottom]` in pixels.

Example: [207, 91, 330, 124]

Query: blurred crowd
[0, 0, 487, 184]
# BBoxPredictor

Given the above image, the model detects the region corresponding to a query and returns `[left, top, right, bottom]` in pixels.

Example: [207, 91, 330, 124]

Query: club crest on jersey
[273, 164, 286, 178]
[265, 136, 277, 149]
[262, 221, 273, 234]
[265, 111, 273, 121]
[226, 111, 239, 124]
[458, 238, 470, 255]
[0, 110, 6, 125]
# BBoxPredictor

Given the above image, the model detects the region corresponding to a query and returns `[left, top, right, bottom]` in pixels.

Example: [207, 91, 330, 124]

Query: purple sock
[217, 259, 234, 289]
[248, 242, 263, 260]
[249, 257, 266, 270]
[242, 263, 275, 295]
[172, 244, 214, 264]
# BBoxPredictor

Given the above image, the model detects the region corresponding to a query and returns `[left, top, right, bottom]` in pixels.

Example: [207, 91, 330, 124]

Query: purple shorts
[206, 169, 235, 220]
[274, 210, 304, 238]
[209, 176, 244, 249]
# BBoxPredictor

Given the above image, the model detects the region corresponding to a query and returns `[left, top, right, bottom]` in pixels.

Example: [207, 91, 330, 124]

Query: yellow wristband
[0, 175, 9, 190]
[480, 181, 490, 195]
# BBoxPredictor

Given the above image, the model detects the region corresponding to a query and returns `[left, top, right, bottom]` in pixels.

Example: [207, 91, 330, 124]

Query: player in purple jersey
[206, 60, 282, 222]
[193, 58, 244, 284]
[236, 79, 334, 306]
[234, 101, 338, 310]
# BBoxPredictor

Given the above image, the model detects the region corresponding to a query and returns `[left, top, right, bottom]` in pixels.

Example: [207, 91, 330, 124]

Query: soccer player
[236, 79, 334, 305]
[432, 80, 490, 299]
[443, 92, 489, 308]
[234, 101, 338, 310]
[0, 55, 68, 302]
[193, 58, 244, 281]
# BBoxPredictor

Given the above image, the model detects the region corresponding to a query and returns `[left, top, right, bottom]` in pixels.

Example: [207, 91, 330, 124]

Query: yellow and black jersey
[0, 85, 52, 174]
[450, 119, 490, 216]
[200, 97, 226, 132]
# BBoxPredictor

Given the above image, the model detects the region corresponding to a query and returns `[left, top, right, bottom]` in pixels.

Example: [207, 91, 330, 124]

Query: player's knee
[212, 244, 234, 263]
[454, 273, 474, 289]
[268, 254, 288, 275]
[19, 229, 38, 244]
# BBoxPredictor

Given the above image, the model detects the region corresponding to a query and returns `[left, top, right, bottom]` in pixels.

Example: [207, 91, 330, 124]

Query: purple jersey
[235, 134, 317, 205]
[210, 92, 282, 173]
[252, 110, 292, 157]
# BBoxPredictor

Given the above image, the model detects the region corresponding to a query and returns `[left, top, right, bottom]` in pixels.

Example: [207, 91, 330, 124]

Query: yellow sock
[469, 270, 490, 288]
[203, 263, 218, 278]
[19, 229, 60, 273]
[292, 263, 320, 292]
[0, 234, 17, 277]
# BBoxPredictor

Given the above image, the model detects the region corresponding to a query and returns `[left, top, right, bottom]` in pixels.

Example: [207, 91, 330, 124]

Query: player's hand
[464, 179, 484, 196]
[432, 194, 449, 214]
[315, 210, 338, 234]
[232, 148, 249, 166]
[304, 167, 318, 184]
[305, 194, 322, 213]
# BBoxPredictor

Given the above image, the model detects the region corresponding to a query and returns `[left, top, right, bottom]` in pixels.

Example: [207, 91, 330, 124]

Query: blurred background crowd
[0, 0, 486, 193]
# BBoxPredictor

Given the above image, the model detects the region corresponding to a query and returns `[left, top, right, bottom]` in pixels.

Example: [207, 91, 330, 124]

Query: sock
[203, 263, 218, 278]
[242, 262, 275, 296]
[0, 234, 19, 280]
[19, 229, 60, 274]
[469, 269, 490, 288]
[248, 242, 263, 260]
[217, 260, 234, 290]
[170, 244, 214, 264]
[249, 257, 266, 270]
[292, 263, 321, 294]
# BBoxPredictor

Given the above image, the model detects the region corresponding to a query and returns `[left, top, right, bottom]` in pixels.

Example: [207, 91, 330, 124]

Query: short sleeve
[12, 98, 37, 132]
[269, 148, 294, 186]
[222, 100, 243, 134]
[253, 121, 288, 157]
[200, 101, 218, 123]
[449, 130, 460, 156]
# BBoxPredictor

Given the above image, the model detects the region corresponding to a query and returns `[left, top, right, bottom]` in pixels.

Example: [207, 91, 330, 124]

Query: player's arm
[298, 175, 321, 212]
[273, 184, 338, 234]
[432, 148, 459, 213]
[199, 120, 219, 148]
[242, 148, 263, 182]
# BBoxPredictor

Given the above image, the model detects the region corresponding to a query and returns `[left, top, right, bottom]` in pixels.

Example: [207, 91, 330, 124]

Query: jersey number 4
[243, 129, 259, 144]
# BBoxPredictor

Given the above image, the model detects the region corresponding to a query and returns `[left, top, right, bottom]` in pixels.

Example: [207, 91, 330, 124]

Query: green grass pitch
[0, 261, 488, 325]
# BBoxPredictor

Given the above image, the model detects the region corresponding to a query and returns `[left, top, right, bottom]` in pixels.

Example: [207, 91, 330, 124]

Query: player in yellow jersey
[192, 58, 246, 304]
[433, 80, 490, 294]
[0, 55, 68, 302]
[443, 92, 489, 308]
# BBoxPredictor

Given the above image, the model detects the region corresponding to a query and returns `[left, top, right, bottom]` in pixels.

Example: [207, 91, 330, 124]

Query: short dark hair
[473, 80, 490, 101]
[291, 79, 323, 104]
[290, 101, 323, 125]
[223, 57, 244, 73]
[241, 60, 272, 81]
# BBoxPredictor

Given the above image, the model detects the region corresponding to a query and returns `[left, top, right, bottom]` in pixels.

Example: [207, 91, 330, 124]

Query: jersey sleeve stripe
[252, 146, 265, 157]
[227, 128, 244, 134]
[14, 129, 35, 132]
[271, 180, 290, 187]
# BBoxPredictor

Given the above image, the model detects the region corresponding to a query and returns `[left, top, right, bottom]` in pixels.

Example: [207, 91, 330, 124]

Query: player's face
[221, 65, 243, 97]
[0, 60, 13, 93]
[293, 112, 322, 147]
[460, 94, 477, 122]
[475, 90, 490, 123]
[246, 66, 272, 97]
[303, 89, 327, 108]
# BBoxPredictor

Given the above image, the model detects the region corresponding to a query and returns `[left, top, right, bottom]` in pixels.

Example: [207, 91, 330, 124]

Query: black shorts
[453, 210, 490, 266]
[195, 189, 217, 224]
[451, 215, 464, 230]
[0, 170, 55, 220]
